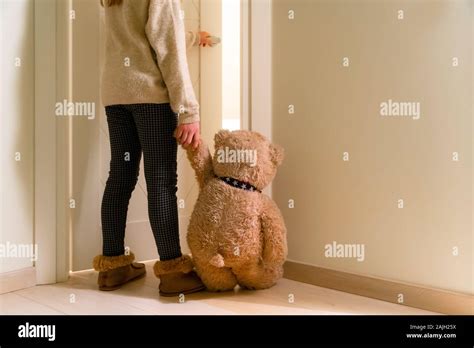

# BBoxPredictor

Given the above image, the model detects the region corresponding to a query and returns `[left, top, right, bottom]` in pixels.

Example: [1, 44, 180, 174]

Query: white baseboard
[0, 267, 36, 294]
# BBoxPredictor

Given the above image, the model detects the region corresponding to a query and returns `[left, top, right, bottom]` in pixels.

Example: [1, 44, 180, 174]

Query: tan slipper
[153, 255, 205, 296]
[93, 253, 146, 291]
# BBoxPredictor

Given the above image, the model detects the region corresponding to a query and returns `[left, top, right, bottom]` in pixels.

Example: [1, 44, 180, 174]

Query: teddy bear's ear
[270, 143, 284, 166]
[214, 129, 231, 145]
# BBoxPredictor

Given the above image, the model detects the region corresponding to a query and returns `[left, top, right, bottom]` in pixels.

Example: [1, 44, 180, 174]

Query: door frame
[241, 0, 250, 130]
[34, 0, 59, 284]
[34, 0, 73, 283]
[249, 0, 272, 140]
[248, 0, 273, 196]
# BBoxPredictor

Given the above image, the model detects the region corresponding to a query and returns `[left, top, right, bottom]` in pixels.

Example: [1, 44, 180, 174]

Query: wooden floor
[0, 261, 437, 315]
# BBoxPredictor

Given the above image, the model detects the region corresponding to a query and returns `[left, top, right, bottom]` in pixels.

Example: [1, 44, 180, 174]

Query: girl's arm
[146, 0, 199, 125]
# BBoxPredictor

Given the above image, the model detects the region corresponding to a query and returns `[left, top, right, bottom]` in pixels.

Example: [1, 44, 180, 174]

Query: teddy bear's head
[212, 130, 284, 191]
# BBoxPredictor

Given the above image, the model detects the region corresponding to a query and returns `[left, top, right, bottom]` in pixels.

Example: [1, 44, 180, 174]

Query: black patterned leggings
[102, 103, 182, 260]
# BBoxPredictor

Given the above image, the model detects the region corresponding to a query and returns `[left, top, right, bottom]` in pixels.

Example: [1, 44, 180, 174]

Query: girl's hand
[174, 122, 201, 149]
[198, 31, 213, 47]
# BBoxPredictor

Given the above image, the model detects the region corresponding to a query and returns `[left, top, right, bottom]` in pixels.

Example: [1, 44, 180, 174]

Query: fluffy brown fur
[93, 252, 135, 272]
[153, 255, 194, 276]
[186, 130, 288, 291]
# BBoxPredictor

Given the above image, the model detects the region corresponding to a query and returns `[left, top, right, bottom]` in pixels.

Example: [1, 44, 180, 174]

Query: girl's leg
[130, 103, 182, 261]
[101, 105, 142, 256]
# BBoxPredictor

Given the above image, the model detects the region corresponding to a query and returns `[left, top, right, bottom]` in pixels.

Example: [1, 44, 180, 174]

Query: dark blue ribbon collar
[217, 176, 261, 193]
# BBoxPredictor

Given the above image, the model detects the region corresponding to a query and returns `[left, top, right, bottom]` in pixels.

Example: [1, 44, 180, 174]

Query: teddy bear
[186, 130, 287, 291]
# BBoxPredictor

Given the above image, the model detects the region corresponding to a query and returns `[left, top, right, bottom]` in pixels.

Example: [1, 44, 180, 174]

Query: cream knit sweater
[101, 0, 200, 124]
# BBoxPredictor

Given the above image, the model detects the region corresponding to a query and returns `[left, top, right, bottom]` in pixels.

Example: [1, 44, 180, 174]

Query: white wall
[272, 0, 472, 294]
[0, 0, 35, 273]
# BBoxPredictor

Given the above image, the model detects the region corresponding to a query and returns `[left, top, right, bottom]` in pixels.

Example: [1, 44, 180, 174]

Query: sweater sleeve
[146, 0, 200, 124]
[186, 30, 200, 50]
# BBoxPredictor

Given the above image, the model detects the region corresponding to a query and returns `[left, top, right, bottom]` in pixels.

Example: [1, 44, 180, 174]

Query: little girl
[93, 0, 212, 296]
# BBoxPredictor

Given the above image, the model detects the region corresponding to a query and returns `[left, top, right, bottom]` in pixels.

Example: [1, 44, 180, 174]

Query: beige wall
[272, 0, 472, 294]
[0, 0, 35, 273]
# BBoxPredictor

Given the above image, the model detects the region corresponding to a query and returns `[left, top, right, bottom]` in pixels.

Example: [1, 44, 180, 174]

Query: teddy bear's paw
[209, 254, 225, 268]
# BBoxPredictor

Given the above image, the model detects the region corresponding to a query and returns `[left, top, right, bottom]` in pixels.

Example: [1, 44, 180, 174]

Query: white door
[68, 0, 234, 271]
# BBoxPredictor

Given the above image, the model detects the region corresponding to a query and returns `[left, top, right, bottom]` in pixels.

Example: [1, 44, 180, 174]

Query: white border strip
[249, 0, 272, 196]
[249, 0, 272, 140]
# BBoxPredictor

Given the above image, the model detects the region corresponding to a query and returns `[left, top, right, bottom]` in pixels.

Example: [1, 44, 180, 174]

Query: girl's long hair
[100, 0, 123, 7]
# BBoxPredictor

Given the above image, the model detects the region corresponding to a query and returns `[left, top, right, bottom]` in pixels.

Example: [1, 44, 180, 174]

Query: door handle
[209, 36, 221, 46]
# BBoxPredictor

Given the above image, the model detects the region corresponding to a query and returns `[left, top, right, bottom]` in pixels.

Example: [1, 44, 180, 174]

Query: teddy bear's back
[187, 178, 265, 265]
